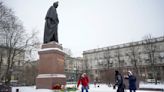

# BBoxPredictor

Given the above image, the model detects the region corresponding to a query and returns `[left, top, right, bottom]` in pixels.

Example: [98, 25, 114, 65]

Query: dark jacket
[128, 75, 136, 90]
[115, 74, 123, 86]
[125, 75, 137, 90]
[115, 73, 124, 92]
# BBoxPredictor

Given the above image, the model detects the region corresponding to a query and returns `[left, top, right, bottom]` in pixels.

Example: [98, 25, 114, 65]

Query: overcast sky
[3, 0, 164, 57]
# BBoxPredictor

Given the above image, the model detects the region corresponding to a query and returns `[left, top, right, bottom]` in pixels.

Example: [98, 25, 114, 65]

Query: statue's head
[53, 1, 59, 8]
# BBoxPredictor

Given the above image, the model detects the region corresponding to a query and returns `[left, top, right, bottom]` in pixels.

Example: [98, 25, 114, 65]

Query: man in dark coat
[44, 1, 59, 43]
[114, 70, 125, 92]
[125, 71, 136, 92]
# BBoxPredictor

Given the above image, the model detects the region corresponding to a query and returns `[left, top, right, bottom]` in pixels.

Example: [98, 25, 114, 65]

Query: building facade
[0, 45, 25, 85]
[83, 36, 164, 83]
[64, 55, 84, 82]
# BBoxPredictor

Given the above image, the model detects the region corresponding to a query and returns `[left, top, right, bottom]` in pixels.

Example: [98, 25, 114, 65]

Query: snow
[12, 86, 53, 92]
[140, 82, 164, 89]
[39, 48, 64, 53]
[12, 84, 163, 92]
[37, 74, 66, 78]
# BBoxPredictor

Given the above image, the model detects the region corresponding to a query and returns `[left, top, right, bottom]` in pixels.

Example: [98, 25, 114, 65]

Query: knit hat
[128, 71, 133, 75]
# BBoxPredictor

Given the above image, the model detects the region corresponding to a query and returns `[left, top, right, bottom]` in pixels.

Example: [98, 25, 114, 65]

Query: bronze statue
[44, 1, 59, 43]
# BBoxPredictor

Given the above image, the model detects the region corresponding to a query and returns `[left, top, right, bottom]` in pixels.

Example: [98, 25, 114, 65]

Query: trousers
[81, 86, 88, 92]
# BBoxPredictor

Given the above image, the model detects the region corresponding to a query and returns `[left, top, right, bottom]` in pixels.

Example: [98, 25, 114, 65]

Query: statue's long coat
[44, 4, 59, 43]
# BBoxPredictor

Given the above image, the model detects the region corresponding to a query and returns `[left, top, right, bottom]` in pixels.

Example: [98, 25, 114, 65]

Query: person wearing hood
[125, 71, 137, 92]
[114, 70, 125, 92]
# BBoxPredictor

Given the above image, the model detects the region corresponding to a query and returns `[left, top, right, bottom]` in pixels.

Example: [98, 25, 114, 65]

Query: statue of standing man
[44, 1, 59, 44]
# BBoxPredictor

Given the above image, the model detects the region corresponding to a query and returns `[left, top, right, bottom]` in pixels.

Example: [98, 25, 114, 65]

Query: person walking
[94, 80, 97, 88]
[125, 71, 137, 92]
[77, 73, 89, 92]
[114, 70, 125, 92]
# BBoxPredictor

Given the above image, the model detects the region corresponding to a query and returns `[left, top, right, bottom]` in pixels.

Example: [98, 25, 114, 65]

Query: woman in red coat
[77, 73, 89, 92]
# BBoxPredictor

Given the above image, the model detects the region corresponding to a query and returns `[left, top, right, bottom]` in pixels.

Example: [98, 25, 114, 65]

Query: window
[148, 73, 153, 79]
[160, 52, 164, 58]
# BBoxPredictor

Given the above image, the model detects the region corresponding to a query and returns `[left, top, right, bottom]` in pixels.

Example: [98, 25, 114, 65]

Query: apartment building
[0, 45, 25, 85]
[83, 36, 164, 82]
[64, 55, 84, 82]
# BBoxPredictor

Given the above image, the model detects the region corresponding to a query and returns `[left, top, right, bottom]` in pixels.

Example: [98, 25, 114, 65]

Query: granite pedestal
[36, 42, 66, 89]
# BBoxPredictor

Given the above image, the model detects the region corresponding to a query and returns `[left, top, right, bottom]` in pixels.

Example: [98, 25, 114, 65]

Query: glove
[113, 85, 116, 89]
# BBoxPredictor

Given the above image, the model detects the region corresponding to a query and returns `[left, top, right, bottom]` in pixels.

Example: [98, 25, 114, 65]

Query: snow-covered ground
[140, 82, 164, 89]
[12, 84, 163, 92]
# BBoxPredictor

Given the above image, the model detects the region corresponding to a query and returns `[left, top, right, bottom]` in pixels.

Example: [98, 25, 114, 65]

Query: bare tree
[99, 47, 113, 83]
[83, 55, 94, 81]
[0, 51, 3, 82]
[143, 34, 159, 84]
[0, 2, 39, 85]
[114, 47, 123, 71]
[126, 42, 141, 76]
[104, 48, 113, 69]
[63, 48, 72, 57]
[18, 61, 38, 86]
[83, 57, 89, 76]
